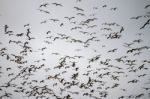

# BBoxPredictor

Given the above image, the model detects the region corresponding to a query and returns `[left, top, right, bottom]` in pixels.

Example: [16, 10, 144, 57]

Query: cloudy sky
[0, 0, 150, 99]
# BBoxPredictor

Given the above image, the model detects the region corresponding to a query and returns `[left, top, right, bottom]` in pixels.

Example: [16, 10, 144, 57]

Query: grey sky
[0, 0, 150, 99]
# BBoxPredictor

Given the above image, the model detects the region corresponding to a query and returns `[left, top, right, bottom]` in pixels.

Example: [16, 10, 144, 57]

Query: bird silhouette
[40, 3, 49, 8]
[145, 4, 150, 9]
[140, 19, 150, 29]
[74, 7, 84, 11]
[52, 3, 63, 6]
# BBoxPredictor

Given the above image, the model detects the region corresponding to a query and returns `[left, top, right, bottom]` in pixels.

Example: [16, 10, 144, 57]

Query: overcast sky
[0, 0, 150, 99]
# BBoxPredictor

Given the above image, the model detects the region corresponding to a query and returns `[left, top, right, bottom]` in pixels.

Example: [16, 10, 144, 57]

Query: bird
[60, 23, 64, 27]
[135, 93, 144, 99]
[4, 24, 9, 32]
[140, 19, 150, 29]
[84, 37, 96, 44]
[37, 9, 50, 14]
[137, 74, 147, 77]
[130, 16, 142, 19]
[133, 39, 143, 43]
[50, 18, 59, 22]
[40, 20, 47, 24]
[118, 96, 125, 99]
[26, 28, 35, 40]
[24, 24, 30, 27]
[64, 16, 75, 20]
[143, 87, 150, 90]
[39, 3, 49, 8]
[76, 13, 85, 16]
[110, 7, 117, 11]
[123, 43, 134, 48]
[16, 33, 24, 37]
[120, 26, 124, 33]
[46, 31, 51, 34]
[74, 7, 84, 11]
[107, 48, 117, 53]
[52, 3, 63, 7]
[145, 4, 150, 9]
[71, 26, 82, 30]
[128, 79, 139, 83]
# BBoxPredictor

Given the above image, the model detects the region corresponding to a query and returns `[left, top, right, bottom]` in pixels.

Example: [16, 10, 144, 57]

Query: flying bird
[140, 19, 150, 29]
[52, 3, 63, 6]
[145, 4, 150, 9]
[74, 7, 84, 11]
[40, 3, 49, 8]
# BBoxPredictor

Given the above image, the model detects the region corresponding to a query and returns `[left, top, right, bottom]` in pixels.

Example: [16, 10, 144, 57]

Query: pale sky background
[0, 0, 150, 99]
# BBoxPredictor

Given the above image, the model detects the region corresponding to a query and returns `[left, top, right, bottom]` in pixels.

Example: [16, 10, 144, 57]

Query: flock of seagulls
[0, 0, 150, 99]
